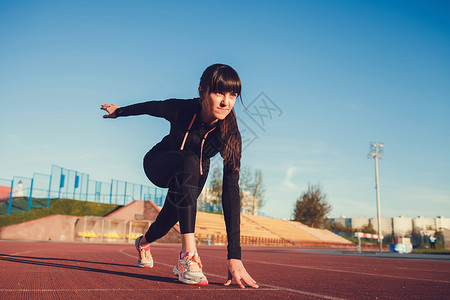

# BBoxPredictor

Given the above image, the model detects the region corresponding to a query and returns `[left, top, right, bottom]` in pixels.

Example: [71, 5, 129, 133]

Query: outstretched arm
[101, 99, 186, 121]
[101, 104, 120, 118]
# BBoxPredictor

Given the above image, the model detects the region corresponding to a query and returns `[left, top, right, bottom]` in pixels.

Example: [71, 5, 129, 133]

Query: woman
[101, 64, 258, 288]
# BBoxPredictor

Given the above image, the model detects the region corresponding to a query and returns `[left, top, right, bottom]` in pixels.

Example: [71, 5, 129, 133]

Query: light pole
[368, 142, 384, 253]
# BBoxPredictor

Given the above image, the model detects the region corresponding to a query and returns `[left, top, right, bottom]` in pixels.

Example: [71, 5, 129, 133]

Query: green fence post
[47, 174, 52, 208]
[27, 178, 34, 212]
[109, 179, 113, 204]
[124, 182, 127, 205]
[86, 174, 89, 201]
[7, 180, 13, 215]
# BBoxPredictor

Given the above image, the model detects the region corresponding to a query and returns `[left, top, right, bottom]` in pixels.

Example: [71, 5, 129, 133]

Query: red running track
[0, 240, 449, 299]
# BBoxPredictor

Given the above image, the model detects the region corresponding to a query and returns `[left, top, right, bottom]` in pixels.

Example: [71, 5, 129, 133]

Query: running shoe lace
[140, 248, 150, 260]
[177, 253, 203, 274]
[191, 255, 203, 268]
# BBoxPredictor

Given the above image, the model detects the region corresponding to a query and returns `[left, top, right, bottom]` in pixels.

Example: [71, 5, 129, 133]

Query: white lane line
[7, 250, 35, 256]
[0, 288, 275, 292]
[290, 252, 450, 274]
[119, 248, 347, 300]
[240, 259, 450, 284]
[253, 284, 346, 300]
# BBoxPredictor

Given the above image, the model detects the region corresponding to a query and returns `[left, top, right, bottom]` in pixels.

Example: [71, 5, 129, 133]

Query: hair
[199, 64, 242, 173]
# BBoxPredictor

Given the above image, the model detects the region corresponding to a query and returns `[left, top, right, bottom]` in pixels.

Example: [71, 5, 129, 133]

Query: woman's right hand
[101, 104, 120, 119]
[224, 259, 258, 289]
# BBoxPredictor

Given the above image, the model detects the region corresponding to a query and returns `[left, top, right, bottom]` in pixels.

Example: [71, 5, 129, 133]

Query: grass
[0, 197, 50, 215]
[0, 198, 121, 228]
[339, 236, 378, 245]
[412, 246, 450, 255]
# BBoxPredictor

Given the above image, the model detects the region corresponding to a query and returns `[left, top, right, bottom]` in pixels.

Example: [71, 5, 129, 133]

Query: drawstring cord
[180, 114, 216, 175]
[199, 127, 216, 175]
[180, 114, 197, 151]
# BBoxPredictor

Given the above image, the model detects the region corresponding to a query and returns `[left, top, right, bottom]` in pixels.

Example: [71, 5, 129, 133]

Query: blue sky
[1, 0, 449, 219]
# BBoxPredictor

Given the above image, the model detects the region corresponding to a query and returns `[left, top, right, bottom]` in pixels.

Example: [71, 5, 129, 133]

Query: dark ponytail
[219, 110, 241, 172]
[199, 64, 242, 173]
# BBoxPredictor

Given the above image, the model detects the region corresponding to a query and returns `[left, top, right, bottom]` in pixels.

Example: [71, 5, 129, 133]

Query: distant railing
[0, 165, 167, 215]
[1, 165, 270, 216]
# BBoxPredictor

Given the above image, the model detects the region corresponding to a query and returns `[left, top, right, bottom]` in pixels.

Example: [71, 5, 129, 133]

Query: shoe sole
[173, 266, 208, 285]
[138, 264, 153, 268]
[138, 261, 153, 268]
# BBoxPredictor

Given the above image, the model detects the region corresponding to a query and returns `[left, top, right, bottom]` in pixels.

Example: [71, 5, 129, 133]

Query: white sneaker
[135, 236, 153, 268]
[173, 252, 208, 285]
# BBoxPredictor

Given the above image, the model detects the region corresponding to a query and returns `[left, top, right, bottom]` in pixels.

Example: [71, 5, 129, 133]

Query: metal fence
[0, 165, 226, 216]
[0, 165, 168, 215]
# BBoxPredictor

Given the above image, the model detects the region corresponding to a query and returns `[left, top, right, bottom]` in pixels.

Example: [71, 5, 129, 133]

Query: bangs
[210, 69, 241, 96]
[201, 64, 241, 96]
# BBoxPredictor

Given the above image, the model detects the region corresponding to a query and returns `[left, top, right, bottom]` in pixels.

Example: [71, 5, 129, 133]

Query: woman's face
[200, 89, 237, 124]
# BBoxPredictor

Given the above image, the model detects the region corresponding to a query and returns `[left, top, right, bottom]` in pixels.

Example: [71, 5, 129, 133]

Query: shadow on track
[0, 254, 226, 287]
[0, 254, 135, 268]
[0, 253, 178, 284]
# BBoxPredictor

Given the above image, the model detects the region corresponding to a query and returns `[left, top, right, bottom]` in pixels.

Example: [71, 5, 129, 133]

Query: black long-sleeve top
[115, 98, 242, 260]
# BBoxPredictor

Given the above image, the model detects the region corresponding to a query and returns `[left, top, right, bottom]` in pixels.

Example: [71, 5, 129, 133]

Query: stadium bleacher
[194, 211, 352, 247]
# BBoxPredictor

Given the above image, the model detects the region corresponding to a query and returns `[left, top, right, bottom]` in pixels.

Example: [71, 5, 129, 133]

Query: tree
[208, 165, 266, 211]
[293, 183, 331, 228]
[359, 223, 376, 234]
[239, 166, 266, 210]
[208, 166, 223, 204]
[324, 221, 353, 234]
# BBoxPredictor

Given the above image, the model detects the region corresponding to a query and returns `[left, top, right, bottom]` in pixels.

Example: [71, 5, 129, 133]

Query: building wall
[105, 200, 144, 220]
[370, 217, 393, 235]
[435, 216, 450, 231]
[241, 191, 258, 215]
[350, 216, 370, 230]
[392, 216, 413, 236]
[413, 216, 436, 231]
[0, 214, 79, 241]
[334, 216, 351, 227]
[0, 200, 181, 244]
[330, 216, 449, 236]
[442, 229, 450, 249]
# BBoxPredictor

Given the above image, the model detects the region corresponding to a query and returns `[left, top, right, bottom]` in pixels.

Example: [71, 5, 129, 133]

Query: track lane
[0, 241, 449, 299]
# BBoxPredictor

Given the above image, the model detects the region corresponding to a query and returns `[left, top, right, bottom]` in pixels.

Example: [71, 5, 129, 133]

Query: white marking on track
[8, 250, 35, 256]
[0, 288, 275, 292]
[118, 248, 347, 299]
[254, 284, 346, 300]
[241, 259, 450, 284]
[296, 250, 450, 274]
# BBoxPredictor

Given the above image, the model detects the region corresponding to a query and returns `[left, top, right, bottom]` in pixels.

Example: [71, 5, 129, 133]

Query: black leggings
[143, 149, 209, 243]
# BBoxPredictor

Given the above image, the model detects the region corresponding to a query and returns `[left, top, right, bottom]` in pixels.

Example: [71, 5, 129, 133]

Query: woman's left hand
[100, 103, 120, 118]
[224, 259, 259, 289]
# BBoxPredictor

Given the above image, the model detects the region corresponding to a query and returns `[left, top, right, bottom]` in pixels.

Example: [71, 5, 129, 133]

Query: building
[413, 216, 436, 232]
[333, 216, 351, 228]
[240, 190, 258, 215]
[198, 187, 217, 203]
[392, 216, 413, 236]
[442, 229, 450, 250]
[329, 216, 449, 237]
[198, 187, 259, 215]
[435, 216, 450, 231]
[350, 216, 370, 230]
[369, 217, 393, 236]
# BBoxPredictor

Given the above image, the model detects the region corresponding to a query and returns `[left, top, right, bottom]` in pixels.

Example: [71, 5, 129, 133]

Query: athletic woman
[101, 64, 258, 288]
